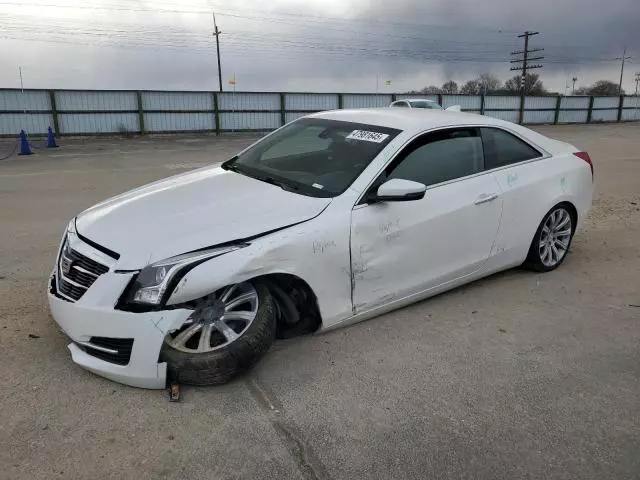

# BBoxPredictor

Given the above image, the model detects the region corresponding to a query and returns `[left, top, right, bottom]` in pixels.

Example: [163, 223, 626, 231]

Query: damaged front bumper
[48, 276, 192, 389]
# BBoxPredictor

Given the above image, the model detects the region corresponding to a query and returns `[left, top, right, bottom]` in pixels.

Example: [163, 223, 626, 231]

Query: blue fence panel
[523, 110, 555, 124]
[285, 112, 316, 124]
[144, 113, 214, 132]
[441, 95, 481, 110]
[343, 94, 392, 108]
[560, 96, 590, 109]
[622, 108, 640, 121]
[0, 113, 52, 135]
[484, 110, 519, 123]
[142, 92, 211, 111]
[286, 94, 338, 111]
[524, 96, 557, 110]
[484, 96, 520, 110]
[591, 109, 618, 122]
[558, 110, 588, 123]
[2, 89, 640, 135]
[59, 113, 138, 134]
[218, 93, 279, 111]
[220, 112, 281, 130]
[0, 90, 50, 111]
[592, 96, 619, 109]
[56, 91, 137, 111]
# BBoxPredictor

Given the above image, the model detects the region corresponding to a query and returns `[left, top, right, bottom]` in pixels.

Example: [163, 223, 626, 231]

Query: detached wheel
[524, 204, 575, 272]
[160, 281, 276, 386]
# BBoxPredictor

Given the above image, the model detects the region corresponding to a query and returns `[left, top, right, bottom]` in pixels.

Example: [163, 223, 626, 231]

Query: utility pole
[18, 66, 25, 113]
[572, 77, 578, 95]
[510, 31, 544, 93]
[615, 47, 632, 95]
[213, 12, 223, 92]
[635, 72, 640, 95]
[511, 31, 543, 123]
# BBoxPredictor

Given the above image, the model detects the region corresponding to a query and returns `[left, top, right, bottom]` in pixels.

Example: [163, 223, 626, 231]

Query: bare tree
[441, 80, 459, 94]
[504, 73, 547, 95]
[420, 85, 441, 94]
[460, 79, 481, 95]
[478, 73, 502, 93]
[585, 80, 623, 96]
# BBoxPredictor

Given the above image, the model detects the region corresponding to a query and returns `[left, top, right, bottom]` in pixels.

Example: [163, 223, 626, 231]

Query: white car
[390, 99, 461, 111]
[48, 109, 594, 388]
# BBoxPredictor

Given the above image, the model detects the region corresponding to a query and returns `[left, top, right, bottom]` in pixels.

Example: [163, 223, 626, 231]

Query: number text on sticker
[346, 130, 390, 143]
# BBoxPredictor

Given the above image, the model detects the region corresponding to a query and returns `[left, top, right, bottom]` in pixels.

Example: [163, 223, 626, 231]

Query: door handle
[474, 193, 499, 205]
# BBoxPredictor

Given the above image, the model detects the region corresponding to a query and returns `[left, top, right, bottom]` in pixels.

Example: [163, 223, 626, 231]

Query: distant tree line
[407, 74, 625, 96]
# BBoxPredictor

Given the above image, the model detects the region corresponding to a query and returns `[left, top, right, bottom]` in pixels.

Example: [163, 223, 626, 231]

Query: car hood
[76, 167, 331, 268]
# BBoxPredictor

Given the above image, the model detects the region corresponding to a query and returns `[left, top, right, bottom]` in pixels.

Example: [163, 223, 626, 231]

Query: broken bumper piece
[48, 287, 191, 389]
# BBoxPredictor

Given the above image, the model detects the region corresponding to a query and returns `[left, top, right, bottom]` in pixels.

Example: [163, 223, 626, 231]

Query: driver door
[350, 127, 503, 312]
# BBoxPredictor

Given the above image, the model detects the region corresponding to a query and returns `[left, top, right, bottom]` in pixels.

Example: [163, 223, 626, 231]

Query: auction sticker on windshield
[346, 130, 390, 143]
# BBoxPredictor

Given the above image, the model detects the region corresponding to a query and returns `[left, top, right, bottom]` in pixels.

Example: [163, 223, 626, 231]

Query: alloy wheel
[165, 282, 259, 353]
[538, 207, 572, 267]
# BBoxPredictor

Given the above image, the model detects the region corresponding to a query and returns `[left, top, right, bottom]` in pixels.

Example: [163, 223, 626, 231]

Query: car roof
[307, 108, 507, 135]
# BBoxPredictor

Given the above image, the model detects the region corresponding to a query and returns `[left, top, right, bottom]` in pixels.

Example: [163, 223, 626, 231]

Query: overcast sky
[0, 0, 638, 93]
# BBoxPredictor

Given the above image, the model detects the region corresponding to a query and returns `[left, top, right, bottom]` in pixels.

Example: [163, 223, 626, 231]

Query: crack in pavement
[245, 377, 330, 480]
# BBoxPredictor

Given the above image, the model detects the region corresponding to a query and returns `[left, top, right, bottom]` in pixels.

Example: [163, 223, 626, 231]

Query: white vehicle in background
[48, 108, 593, 389]
[390, 98, 461, 111]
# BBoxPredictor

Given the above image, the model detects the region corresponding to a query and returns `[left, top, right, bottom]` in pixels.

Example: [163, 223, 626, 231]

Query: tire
[523, 203, 576, 272]
[160, 282, 276, 386]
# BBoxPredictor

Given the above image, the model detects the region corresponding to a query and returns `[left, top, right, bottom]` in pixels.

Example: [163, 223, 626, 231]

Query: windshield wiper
[262, 176, 299, 192]
[222, 160, 299, 193]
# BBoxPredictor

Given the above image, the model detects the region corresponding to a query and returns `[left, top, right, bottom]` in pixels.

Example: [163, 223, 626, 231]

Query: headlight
[124, 245, 243, 306]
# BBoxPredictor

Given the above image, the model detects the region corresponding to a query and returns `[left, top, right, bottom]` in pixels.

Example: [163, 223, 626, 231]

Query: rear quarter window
[481, 127, 542, 170]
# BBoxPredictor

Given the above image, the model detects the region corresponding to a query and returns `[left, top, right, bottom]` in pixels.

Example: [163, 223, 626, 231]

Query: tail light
[573, 151, 593, 178]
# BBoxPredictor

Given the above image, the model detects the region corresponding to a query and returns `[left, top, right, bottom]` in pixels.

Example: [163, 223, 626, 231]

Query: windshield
[223, 118, 401, 198]
[409, 100, 443, 110]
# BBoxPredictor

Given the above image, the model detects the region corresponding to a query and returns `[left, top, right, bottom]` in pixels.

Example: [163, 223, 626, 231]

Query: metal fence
[1, 89, 639, 136]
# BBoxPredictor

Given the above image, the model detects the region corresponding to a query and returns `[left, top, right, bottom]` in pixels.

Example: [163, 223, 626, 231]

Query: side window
[391, 101, 409, 108]
[387, 128, 484, 187]
[481, 127, 541, 169]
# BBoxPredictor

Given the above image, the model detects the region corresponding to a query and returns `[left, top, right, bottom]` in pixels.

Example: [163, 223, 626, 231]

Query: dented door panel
[350, 174, 503, 313]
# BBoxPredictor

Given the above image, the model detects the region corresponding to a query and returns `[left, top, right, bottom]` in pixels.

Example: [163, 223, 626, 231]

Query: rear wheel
[524, 204, 575, 272]
[160, 281, 276, 386]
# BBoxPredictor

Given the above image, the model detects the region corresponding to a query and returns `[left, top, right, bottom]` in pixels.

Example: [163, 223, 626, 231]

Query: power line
[1, 15, 622, 65]
[0, 7, 626, 58]
[0, 1, 519, 37]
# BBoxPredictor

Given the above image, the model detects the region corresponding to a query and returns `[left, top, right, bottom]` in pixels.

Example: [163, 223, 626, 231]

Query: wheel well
[256, 273, 322, 339]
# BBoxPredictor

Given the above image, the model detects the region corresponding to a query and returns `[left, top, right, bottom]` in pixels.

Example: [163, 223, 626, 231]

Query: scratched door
[350, 174, 503, 313]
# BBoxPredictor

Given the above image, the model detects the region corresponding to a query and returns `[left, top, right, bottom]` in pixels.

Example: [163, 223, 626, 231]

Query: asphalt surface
[1, 125, 639, 480]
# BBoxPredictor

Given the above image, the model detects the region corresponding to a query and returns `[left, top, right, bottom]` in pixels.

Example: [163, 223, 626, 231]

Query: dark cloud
[0, 0, 638, 93]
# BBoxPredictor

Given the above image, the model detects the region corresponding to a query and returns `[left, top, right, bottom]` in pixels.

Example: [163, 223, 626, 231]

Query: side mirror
[368, 178, 426, 203]
[445, 105, 461, 112]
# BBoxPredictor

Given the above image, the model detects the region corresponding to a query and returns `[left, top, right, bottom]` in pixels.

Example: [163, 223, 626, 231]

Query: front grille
[56, 239, 110, 302]
[83, 337, 134, 366]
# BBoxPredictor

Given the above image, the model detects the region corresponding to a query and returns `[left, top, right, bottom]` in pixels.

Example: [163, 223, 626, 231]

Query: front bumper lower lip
[48, 288, 192, 389]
